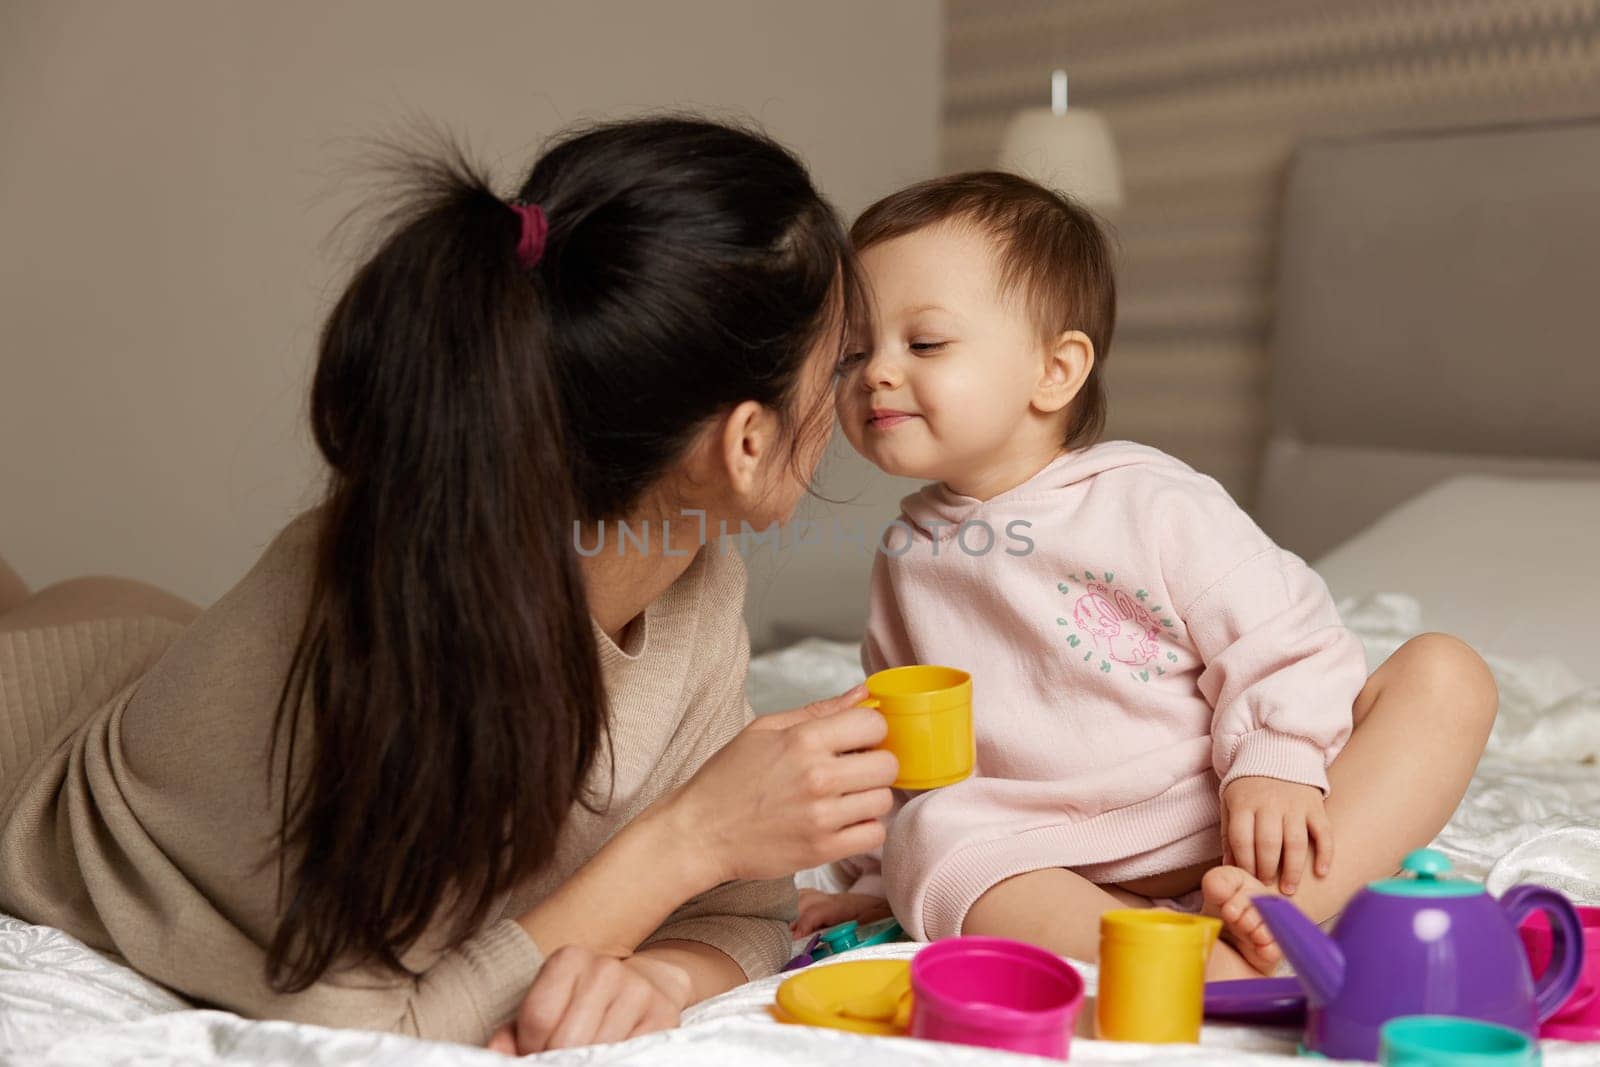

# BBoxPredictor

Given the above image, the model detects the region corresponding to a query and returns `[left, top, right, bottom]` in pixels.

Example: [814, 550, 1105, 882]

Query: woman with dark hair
[0, 118, 898, 1055]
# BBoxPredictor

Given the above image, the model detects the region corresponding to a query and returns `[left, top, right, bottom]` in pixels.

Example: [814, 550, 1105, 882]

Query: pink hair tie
[510, 201, 548, 268]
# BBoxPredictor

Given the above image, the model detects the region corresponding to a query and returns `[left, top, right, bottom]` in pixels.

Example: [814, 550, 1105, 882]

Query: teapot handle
[1501, 884, 1584, 1022]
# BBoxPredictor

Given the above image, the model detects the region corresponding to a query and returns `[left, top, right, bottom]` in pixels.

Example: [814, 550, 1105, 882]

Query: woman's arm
[633, 940, 745, 1004]
[480, 818, 745, 1056]
[495, 688, 896, 1054]
[512, 800, 719, 958]
[514, 686, 893, 955]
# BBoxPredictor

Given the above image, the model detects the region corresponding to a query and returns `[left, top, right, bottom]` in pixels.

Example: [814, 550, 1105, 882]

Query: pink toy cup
[910, 936, 1085, 1060]
[1520, 905, 1600, 1041]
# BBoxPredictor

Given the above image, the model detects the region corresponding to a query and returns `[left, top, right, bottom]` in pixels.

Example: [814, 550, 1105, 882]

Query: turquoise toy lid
[816, 916, 904, 955]
[1369, 848, 1486, 898]
[818, 920, 863, 952]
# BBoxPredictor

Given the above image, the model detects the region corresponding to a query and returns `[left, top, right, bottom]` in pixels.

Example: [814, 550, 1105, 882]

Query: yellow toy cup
[1094, 910, 1222, 1043]
[859, 665, 974, 790]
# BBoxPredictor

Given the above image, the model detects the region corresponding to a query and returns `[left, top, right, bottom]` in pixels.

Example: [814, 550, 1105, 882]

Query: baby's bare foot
[1202, 865, 1282, 975]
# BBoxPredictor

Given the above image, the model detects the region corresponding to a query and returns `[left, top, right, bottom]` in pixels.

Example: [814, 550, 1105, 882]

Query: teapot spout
[1253, 896, 1345, 1008]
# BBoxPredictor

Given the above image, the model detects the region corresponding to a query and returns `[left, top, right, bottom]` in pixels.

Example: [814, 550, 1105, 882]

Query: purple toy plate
[1203, 978, 1306, 1025]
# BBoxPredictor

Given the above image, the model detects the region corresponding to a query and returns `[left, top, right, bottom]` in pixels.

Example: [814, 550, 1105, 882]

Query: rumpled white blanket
[3, 595, 1597, 1065]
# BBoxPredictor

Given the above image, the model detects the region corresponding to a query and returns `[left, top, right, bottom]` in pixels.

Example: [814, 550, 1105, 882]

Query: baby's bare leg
[961, 866, 1259, 979]
[1278, 633, 1494, 922]
[1206, 633, 1497, 966]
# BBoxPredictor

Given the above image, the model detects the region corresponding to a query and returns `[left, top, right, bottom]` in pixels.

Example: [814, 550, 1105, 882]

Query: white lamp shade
[996, 107, 1124, 216]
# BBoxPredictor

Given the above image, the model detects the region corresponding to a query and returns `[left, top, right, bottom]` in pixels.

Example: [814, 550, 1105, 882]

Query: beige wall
[0, 0, 941, 634]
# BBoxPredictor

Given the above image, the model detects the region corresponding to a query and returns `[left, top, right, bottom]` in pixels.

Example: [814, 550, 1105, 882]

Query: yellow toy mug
[858, 665, 975, 790]
[1095, 910, 1222, 1043]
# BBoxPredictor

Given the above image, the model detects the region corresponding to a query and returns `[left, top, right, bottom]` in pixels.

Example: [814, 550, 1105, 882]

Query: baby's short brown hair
[852, 171, 1116, 448]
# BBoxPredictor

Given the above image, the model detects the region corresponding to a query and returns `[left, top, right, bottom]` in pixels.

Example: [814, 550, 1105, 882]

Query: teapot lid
[1369, 848, 1485, 898]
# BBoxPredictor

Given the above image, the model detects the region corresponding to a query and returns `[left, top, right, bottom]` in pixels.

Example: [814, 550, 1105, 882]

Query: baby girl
[797, 172, 1497, 977]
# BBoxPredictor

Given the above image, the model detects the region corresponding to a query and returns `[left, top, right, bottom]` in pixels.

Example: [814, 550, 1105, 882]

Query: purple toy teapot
[1254, 848, 1584, 1061]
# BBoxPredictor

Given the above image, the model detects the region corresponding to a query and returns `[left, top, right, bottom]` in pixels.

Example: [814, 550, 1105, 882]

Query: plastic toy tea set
[772, 666, 1598, 1062]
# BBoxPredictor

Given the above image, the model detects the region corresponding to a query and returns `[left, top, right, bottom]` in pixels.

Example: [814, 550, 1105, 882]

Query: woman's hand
[486, 945, 691, 1055]
[662, 684, 898, 886]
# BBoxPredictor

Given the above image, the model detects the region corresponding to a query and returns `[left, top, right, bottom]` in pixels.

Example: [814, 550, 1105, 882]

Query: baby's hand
[792, 889, 893, 938]
[1220, 776, 1333, 896]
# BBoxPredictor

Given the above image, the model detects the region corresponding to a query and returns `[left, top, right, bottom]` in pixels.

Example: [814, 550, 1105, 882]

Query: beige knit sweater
[0, 514, 794, 1044]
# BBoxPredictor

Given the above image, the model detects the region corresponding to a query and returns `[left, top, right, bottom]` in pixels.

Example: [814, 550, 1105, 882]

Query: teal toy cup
[1379, 1016, 1539, 1065]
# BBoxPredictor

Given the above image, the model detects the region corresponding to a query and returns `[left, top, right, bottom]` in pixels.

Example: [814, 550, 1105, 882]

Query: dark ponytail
[267, 119, 864, 991]
[267, 141, 601, 991]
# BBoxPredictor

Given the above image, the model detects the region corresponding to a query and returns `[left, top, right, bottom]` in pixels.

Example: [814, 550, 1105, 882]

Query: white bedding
[3, 594, 1598, 1065]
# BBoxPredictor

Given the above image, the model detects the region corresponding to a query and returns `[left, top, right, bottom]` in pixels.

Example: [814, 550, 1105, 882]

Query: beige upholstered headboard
[1255, 118, 1600, 562]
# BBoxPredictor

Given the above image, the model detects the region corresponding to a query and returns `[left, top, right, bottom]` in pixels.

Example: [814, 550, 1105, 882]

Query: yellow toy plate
[774, 959, 913, 1036]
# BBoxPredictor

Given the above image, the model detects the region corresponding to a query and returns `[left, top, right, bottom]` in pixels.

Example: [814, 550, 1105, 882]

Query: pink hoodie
[847, 441, 1366, 941]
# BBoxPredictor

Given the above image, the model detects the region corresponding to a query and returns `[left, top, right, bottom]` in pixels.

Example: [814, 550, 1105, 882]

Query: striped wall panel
[944, 0, 1600, 505]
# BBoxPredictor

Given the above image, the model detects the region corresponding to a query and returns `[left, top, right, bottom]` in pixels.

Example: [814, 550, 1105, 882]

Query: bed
[5, 120, 1600, 1064]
